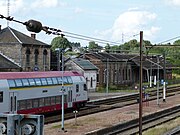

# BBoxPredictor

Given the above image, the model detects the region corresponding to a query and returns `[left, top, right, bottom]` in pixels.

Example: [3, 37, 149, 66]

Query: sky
[0, 0, 180, 46]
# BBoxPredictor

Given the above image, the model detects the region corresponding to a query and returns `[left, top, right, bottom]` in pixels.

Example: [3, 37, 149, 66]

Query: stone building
[0, 26, 51, 71]
[82, 52, 173, 87]
[0, 51, 21, 71]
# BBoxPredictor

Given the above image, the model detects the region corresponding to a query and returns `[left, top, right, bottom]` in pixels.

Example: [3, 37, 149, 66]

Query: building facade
[65, 58, 99, 92]
[82, 52, 173, 87]
[0, 26, 51, 71]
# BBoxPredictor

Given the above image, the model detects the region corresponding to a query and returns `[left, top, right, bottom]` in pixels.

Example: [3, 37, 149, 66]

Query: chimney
[31, 33, 36, 39]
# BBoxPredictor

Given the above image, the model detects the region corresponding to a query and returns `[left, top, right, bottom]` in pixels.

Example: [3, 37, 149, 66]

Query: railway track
[85, 105, 180, 135]
[44, 85, 180, 124]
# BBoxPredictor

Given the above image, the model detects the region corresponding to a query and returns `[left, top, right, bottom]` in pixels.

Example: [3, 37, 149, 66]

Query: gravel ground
[44, 94, 180, 135]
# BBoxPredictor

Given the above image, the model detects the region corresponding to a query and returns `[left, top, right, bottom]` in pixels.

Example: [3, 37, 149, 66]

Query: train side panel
[0, 80, 10, 113]
[0, 71, 88, 114]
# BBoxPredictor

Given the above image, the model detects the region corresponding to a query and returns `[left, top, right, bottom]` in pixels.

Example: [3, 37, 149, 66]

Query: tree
[51, 36, 71, 51]
[88, 41, 98, 49]
[173, 39, 180, 45]
[105, 43, 110, 52]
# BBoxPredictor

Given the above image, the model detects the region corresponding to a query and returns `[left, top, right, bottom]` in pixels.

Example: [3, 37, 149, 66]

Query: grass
[51, 116, 99, 129]
[142, 117, 180, 135]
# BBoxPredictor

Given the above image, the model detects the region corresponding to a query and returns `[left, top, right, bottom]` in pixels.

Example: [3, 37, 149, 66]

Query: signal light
[25, 20, 43, 33]
[0, 114, 44, 135]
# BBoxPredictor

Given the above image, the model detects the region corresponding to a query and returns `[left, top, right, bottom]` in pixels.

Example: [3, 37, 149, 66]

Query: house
[65, 58, 99, 92]
[0, 26, 51, 71]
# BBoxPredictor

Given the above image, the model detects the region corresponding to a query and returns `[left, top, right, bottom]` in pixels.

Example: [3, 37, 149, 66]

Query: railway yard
[44, 86, 180, 135]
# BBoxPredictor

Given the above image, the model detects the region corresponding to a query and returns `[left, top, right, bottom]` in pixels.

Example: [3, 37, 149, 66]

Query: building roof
[73, 58, 99, 70]
[0, 52, 21, 69]
[84, 52, 173, 70]
[0, 27, 50, 46]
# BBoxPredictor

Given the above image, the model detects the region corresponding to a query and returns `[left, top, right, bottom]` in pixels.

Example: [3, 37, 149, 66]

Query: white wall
[84, 70, 97, 92]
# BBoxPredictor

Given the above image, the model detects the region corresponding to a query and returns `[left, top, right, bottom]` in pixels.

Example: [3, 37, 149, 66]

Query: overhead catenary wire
[62, 30, 121, 45]
[1, 14, 180, 47]
[0, 14, 121, 46]
[157, 35, 180, 45]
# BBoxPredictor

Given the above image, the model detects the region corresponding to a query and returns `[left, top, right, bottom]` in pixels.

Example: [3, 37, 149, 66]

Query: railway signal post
[56, 48, 65, 131]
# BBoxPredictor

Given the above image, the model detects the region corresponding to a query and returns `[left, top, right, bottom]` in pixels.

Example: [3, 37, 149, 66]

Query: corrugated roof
[0, 27, 50, 46]
[85, 52, 173, 70]
[73, 58, 98, 70]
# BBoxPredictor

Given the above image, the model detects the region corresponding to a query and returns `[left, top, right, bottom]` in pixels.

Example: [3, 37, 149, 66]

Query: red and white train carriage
[0, 71, 88, 114]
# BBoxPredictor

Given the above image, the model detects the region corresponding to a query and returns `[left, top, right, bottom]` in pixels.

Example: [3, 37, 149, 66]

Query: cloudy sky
[0, 0, 180, 46]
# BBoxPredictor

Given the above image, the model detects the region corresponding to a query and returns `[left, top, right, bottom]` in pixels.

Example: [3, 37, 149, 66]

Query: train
[0, 71, 88, 114]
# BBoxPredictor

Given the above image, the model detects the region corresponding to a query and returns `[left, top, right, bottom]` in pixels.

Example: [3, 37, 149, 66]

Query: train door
[9, 92, 18, 113]
[67, 87, 73, 108]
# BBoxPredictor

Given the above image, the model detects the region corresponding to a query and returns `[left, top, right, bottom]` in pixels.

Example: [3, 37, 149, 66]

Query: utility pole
[139, 31, 143, 135]
[150, 57, 152, 88]
[106, 58, 109, 95]
[157, 55, 160, 105]
[163, 52, 166, 102]
[7, 0, 10, 26]
[61, 48, 65, 131]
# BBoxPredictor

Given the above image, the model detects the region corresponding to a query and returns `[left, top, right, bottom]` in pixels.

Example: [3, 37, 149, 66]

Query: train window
[55, 96, 61, 104]
[51, 97, 56, 105]
[47, 78, 53, 85]
[63, 77, 68, 84]
[64, 95, 67, 103]
[34, 78, 42, 86]
[8, 80, 16, 88]
[27, 100, 33, 109]
[33, 99, 39, 108]
[41, 78, 47, 85]
[76, 84, 79, 92]
[67, 76, 73, 84]
[57, 77, 62, 84]
[39, 98, 44, 107]
[28, 79, 36, 86]
[15, 79, 23, 87]
[84, 84, 87, 91]
[52, 78, 58, 85]
[18, 100, 27, 110]
[44, 97, 51, 106]
[22, 79, 29, 86]
[0, 92, 3, 102]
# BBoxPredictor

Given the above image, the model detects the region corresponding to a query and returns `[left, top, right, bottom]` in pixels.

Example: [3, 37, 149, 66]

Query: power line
[0, 14, 121, 46]
[157, 35, 180, 44]
[62, 30, 121, 45]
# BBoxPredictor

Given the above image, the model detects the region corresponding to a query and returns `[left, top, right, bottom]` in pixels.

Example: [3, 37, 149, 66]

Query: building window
[129, 69, 131, 81]
[34, 49, 39, 65]
[91, 77, 93, 88]
[122, 69, 125, 80]
[43, 49, 48, 66]
[97, 73, 99, 83]
[26, 48, 31, 66]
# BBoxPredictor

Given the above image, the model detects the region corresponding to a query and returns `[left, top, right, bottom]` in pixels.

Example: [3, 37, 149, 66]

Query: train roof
[0, 71, 82, 79]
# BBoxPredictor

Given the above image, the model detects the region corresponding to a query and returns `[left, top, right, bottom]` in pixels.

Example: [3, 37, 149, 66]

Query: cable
[157, 35, 180, 44]
[62, 31, 121, 45]
[0, 14, 122, 46]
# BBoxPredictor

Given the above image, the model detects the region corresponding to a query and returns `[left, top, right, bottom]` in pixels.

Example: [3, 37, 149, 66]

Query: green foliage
[88, 41, 98, 50]
[173, 39, 180, 45]
[51, 36, 71, 51]
[70, 42, 81, 48]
